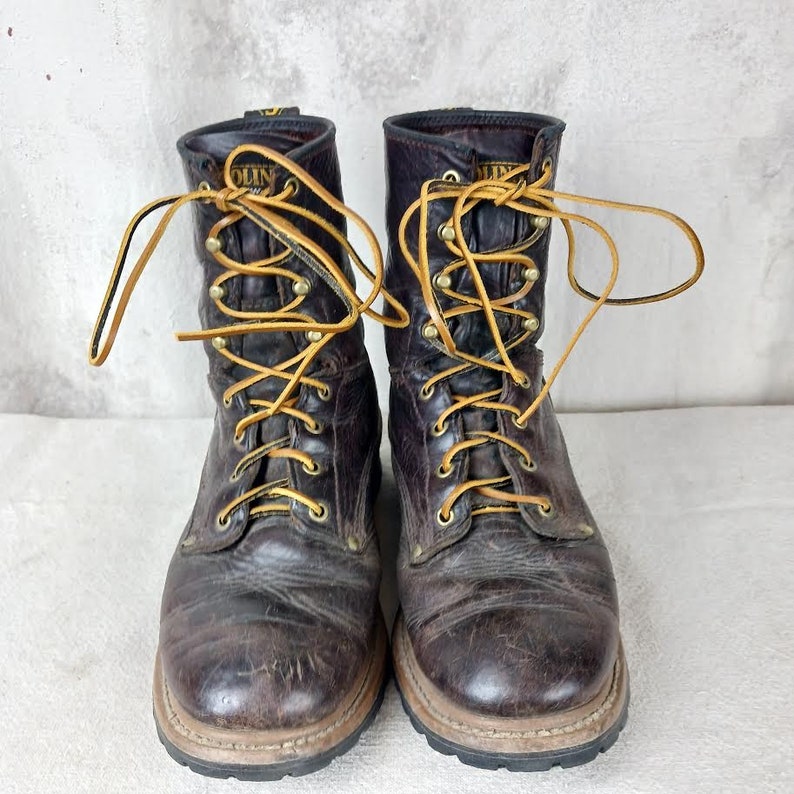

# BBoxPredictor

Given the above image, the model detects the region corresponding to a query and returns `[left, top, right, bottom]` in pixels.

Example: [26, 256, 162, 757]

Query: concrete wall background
[1, 0, 792, 418]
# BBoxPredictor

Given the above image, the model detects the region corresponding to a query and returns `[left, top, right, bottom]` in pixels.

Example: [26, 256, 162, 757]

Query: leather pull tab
[244, 107, 300, 118]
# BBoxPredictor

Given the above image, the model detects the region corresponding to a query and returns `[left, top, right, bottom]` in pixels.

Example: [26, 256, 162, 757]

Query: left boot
[381, 108, 703, 771]
[89, 108, 408, 780]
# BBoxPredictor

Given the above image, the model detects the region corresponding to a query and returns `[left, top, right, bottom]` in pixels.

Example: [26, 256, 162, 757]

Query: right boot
[381, 108, 703, 772]
[89, 108, 408, 780]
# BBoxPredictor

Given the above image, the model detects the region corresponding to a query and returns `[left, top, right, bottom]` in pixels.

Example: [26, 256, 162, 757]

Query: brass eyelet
[305, 330, 324, 343]
[310, 502, 329, 522]
[437, 223, 456, 242]
[422, 323, 439, 340]
[284, 176, 300, 197]
[433, 273, 453, 290]
[538, 501, 555, 518]
[215, 513, 230, 531]
[430, 421, 448, 437]
[222, 395, 232, 408]
[530, 215, 550, 231]
[197, 181, 213, 204]
[419, 383, 435, 401]
[196, 179, 212, 204]
[519, 456, 537, 472]
[205, 236, 222, 254]
[292, 278, 311, 296]
[442, 169, 462, 182]
[517, 371, 531, 389]
[302, 460, 322, 476]
[521, 265, 540, 283]
[229, 470, 239, 482]
[436, 508, 455, 526]
[305, 420, 324, 435]
[316, 383, 332, 402]
[233, 432, 245, 447]
[208, 283, 226, 301]
[522, 314, 540, 333]
[436, 463, 453, 479]
[541, 156, 553, 174]
[347, 536, 361, 552]
[512, 415, 528, 430]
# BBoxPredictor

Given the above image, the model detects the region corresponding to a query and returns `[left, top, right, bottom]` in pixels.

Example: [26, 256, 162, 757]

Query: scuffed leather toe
[411, 601, 619, 718]
[162, 618, 368, 730]
[383, 108, 632, 767]
[159, 522, 380, 731]
[400, 519, 620, 719]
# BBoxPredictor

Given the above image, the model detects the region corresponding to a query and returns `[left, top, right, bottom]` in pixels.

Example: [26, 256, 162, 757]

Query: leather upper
[159, 110, 382, 730]
[384, 109, 620, 718]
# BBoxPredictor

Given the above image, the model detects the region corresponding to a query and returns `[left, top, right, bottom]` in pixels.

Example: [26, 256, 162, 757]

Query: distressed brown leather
[158, 111, 384, 732]
[384, 110, 621, 719]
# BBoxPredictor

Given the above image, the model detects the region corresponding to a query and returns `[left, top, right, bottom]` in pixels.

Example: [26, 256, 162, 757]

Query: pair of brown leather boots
[90, 107, 702, 780]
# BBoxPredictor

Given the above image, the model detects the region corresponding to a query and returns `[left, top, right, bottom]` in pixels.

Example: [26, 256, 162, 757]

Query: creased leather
[158, 111, 382, 731]
[384, 109, 621, 719]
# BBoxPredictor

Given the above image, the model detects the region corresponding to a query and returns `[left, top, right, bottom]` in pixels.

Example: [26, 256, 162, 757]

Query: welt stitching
[396, 114, 547, 130]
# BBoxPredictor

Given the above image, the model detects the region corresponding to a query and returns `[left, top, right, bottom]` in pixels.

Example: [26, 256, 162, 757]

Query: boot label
[228, 159, 277, 194]
[244, 106, 299, 117]
[477, 161, 523, 181]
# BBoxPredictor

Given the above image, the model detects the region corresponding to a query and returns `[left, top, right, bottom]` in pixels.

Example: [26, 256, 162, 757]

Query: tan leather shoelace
[399, 161, 705, 525]
[90, 144, 409, 524]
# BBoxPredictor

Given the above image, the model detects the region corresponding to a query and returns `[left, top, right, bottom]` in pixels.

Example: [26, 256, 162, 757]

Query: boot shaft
[383, 108, 565, 371]
[110, 112, 395, 775]
[88, 109, 390, 555]
[170, 110, 382, 553]
[177, 109, 366, 394]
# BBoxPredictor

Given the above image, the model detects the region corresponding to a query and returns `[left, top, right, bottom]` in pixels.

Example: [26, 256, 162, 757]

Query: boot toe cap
[157, 526, 382, 732]
[161, 620, 368, 731]
[412, 605, 620, 718]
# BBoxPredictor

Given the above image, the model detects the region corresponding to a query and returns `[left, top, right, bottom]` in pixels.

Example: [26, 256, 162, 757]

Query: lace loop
[401, 160, 704, 522]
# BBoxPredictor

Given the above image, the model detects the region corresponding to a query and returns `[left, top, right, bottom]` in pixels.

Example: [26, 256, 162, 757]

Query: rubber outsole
[391, 612, 630, 772]
[153, 616, 389, 781]
[396, 681, 629, 772]
[154, 680, 386, 781]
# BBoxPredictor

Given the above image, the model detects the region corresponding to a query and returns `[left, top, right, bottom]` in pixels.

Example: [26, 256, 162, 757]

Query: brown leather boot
[382, 109, 702, 770]
[89, 109, 407, 780]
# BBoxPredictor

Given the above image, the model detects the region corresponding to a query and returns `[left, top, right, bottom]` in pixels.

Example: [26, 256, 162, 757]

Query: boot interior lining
[184, 131, 312, 161]
[392, 115, 543, 163]
[439, 128, 537, 163]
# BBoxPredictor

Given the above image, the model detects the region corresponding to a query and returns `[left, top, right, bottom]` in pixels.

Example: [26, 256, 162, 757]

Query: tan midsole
[153, 618, 387, 768]
[392, 613, 628, 755]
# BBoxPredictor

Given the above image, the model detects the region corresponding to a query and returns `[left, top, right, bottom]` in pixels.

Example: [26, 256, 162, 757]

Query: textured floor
[1, 407, 792, 793]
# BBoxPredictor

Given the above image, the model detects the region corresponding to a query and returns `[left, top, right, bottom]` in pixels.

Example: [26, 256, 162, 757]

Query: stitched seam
[401, 630, 622, 739]
[161, 649, 376, 751]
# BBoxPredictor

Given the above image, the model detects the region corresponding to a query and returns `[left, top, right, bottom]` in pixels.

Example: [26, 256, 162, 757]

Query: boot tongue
[448, 156, 526, 361]
[447, 156, 526, 483]
[235, 227, 298, 489]
[234, 218, 299, 402]
[224, 144, 300, 487]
